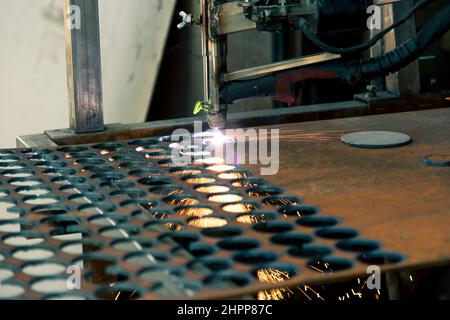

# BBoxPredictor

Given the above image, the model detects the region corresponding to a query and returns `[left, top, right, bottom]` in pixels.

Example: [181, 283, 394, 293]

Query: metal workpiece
[3, 108, 450, 300]
[64, 0, 104, 134]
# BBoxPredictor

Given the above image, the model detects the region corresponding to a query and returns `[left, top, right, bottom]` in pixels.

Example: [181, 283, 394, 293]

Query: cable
[354, 1, 450, 79]
[299, 0, 438, 55]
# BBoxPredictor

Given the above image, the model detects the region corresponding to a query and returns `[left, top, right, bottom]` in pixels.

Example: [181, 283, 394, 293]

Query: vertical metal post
[64, 0, 104, 133]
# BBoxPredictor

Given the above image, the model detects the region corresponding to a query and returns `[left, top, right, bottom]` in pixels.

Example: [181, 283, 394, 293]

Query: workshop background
[1, 0, 449, 148]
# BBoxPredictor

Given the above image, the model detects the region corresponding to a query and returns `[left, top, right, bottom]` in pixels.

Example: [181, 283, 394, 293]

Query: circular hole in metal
[0, 149, 14, 155]
[141, 266, 186, 284]
[234, 250, 278, 265]
[263, 195, 301, 207]
[30, 276, 71, 294]
[119, 161, 152, 169]
[157, 159, 190, 168]
[44, 293, 93, 300]
[336, 239, 381, 252]
[41, 216, 81, 228]
[120, 198, 158, 210]
[83, 165, 115, 173]
[24, 195, 61, 205]
[206, 164, 236, 173]
[29, 154, 60, 161]
[175, 205, 213, 217]
[357, 251, 404, 265]
[204, 271, 252, 289]
[172, 243, 216, 258]
[88, 214, 128, 227]
[3, 232, 45, 246]
[158, 231, 199, 246]
[222, 201, 259, 213]
[95, 283, 143, 300]
[59, 184, 96, 194]
[169, 166, 203, 176]
[67, 152, 98, 159]
[163, 194, 200, 206]
[146, 219, 185, 232]
[231, 177, 267, 188]
[99, 225, 141, 239]
[270, 232, 314, 246]
[218, 169, 253, 180]
[12, 246, 55, 261]
[2, 169, 35, 178]
[100, 180, 136, 189]
[288, 244, 334, 259]
[188, 217, 228, 228]
[31, 204, 70, 216]
[0, 162, 27, 170]
[297, 216, 340, 228]
[190, 257, 233, 272]
[124, 251, 170, 265]
[0, 264, 15, 282]
[0, 281, 25, 299]
[111, 237, 154, 252]
[92, 142, 126, 152]
[75, 158, 107, 165]
[78, 203, 117, 214]
[194, 156, 225, 165]
[68, 193, 106, 203]
[0, 155, 21, 163]
[316, 227, 359, 240]
[195, 184, 230, 194]
[137, 207, 172, 220]
[138, 145, 169, 153]
[35, 161, 68, 169]
[145, 151, 172, 160]
[201, 226, 243, 238]
[131, 169, 164, 178]
[16, 185, 52, 196]
[183, 174, 216, 184]
[9, 177, 43, 186]
[85, 266, 131, 285]
[247, 186, 283, 197]
[60, 239, 104, 255]
[253, 221, 294, 233]
[51, 176, 86, 185]
[149, 185, 184, 195]
[279, 205, 319, 217]
[109, 189, 147, 198]
[90, 173, 127, 181]
[208, 193, 244, 203]
[138, 176, 172, 186]
[50, 225, 91, 238]
[43, 168, 78, 177]
[0, 219, 36, 233]
[307, 256, 354, 273]
[0, 199, 18, 220]
[218, 237, 260, 251]
[235, 211, 278, 224]
[22, 260, 67, 276]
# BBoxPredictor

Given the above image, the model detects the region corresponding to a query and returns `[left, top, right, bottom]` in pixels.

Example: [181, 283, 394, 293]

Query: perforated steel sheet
[0, 135, 404, 300]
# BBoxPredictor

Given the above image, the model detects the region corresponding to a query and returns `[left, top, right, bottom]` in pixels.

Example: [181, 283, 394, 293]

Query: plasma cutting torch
[178, 0, 449, 129]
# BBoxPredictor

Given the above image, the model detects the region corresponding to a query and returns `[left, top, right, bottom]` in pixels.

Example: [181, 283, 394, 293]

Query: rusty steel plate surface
[1, 108, 450, 300]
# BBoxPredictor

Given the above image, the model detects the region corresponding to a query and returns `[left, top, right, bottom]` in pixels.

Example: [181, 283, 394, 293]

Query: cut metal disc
[424, 154, 450, 167]
[341, 131, 412, 149]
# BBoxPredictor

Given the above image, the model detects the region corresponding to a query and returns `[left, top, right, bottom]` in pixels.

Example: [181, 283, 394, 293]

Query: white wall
[0, 0, 175, 147]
